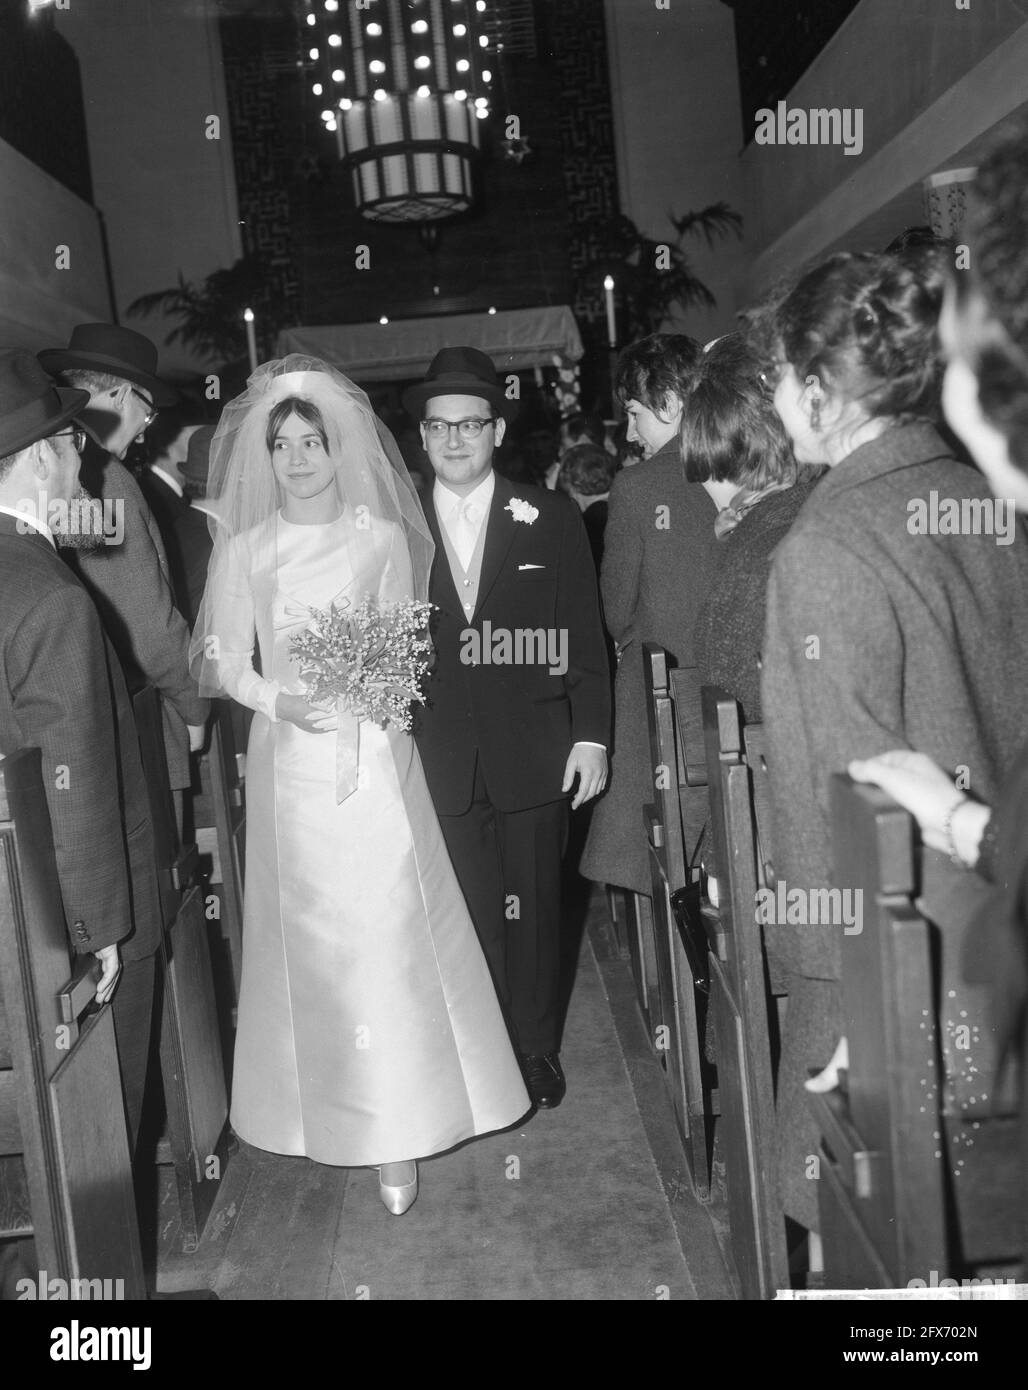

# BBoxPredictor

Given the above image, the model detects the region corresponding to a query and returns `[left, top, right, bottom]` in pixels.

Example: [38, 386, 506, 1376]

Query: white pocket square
[518, 563, 545, 571]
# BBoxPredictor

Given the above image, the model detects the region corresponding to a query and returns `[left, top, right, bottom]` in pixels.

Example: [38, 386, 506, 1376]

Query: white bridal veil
[189, 354, 434, 701]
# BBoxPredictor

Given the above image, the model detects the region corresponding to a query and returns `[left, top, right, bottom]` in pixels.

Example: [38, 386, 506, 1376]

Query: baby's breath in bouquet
[289, 595, 434, 732]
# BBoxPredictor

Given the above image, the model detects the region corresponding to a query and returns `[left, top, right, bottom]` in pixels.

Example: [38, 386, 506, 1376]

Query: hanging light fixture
[303, 0, 494, 224]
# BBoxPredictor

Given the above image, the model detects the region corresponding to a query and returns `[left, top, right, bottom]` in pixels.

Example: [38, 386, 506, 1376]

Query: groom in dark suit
[406, 348, 611, 1108]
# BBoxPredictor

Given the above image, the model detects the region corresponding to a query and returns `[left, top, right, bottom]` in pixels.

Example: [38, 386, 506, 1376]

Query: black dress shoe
[522, 1053, 566, 1109]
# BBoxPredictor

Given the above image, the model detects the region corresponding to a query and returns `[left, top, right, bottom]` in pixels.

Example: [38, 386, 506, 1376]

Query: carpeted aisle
[157, 892, 732, 1300]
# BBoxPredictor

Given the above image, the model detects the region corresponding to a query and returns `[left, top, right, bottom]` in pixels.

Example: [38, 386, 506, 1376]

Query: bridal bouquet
[289, 595, 434, 732]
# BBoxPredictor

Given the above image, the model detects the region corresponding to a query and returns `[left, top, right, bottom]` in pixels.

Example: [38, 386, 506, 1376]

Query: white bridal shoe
[376, 1161, 418, 1216]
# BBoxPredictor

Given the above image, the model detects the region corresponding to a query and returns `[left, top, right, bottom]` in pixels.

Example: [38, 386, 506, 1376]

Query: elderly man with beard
[0, 351, 161, 1150]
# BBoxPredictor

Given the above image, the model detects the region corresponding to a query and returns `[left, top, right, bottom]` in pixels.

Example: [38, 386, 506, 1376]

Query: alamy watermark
[460, 622, 568, 676]
[907, 491, 1016, 544]
[16, 493, 124, 545]
[754, 101, 864, 157]
[755, 879, 863, 935]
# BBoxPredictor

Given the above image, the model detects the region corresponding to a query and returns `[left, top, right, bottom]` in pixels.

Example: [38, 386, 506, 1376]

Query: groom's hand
[562, 743, 608, 809]
[275, 692, 339, 733]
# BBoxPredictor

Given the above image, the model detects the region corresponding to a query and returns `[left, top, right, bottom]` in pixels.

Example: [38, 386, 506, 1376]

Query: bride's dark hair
[266, 396, 329, 454]
[951, 116, 1028, 473]
[768, 248, 946, 423]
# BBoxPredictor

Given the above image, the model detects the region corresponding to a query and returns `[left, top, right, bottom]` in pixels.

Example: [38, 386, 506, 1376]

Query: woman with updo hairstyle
[685, 333, 823, 722]
[849, 116, 1028, 1243]
[757, 246, 1028, 1254]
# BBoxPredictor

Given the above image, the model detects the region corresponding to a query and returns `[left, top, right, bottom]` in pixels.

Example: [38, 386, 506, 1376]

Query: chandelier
[302, 0, 494, 224]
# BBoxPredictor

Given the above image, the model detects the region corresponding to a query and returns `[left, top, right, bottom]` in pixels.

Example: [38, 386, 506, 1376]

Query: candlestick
[243, 307, 258, 373]
[603, 275, 616, 348]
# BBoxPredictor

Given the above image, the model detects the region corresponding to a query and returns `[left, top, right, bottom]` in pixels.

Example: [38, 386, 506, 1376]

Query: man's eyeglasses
[423, 416, 497, 441]
[53, 427, 87, 453]
[130, 387, 159, 428]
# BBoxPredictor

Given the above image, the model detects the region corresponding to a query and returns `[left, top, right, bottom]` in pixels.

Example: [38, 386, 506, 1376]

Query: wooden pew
[642, 647, 716, 1197]
[0, 749, 145, 1297]
[700, 687, 789, 1298]
[131, 687, 230, 1253]
[809, 775, 1023, 1287]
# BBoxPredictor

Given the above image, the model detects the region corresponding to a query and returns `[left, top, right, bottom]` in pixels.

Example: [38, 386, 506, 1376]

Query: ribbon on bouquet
[335, 699, 361, 803]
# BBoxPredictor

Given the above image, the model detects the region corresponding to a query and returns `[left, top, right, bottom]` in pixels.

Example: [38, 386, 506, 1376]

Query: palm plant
[582, 202, 743, 341]
[127, 254, 283, 365]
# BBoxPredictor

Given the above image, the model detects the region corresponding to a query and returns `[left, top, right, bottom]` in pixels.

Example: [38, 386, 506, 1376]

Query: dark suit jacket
[415, 471, 611, 815]
[139, 468, 213, 627]
[65, 445, 208, 789]
[0, 515, 160, 961]
[762, 421, 1028, 982]
[580, 439, 721, 893]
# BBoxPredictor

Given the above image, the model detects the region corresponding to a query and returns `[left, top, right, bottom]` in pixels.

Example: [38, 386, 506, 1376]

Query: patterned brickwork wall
[547, 0, 619, 401]
[220, 15, 302, 354]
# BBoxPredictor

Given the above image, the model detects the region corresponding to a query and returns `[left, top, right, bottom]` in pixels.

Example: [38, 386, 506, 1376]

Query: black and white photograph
[1, 0, 1027, 1344]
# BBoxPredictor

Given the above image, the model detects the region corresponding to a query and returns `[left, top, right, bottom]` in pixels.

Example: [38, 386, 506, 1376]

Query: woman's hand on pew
[93, 944, 122, 1006]
[848, 751, 992, 868]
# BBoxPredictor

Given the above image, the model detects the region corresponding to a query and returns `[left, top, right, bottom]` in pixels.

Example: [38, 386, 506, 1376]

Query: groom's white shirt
[432, 471, 604, 752]
[433, 471, 494, 569]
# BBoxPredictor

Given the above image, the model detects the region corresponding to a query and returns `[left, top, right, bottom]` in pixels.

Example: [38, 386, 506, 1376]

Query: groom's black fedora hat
[38, 323, 179, 406]
[402, 346, 518, 422]
[0, 350, 89, 458]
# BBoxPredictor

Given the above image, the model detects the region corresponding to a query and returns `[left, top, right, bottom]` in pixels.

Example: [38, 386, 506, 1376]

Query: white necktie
[453, 498, 478, 570]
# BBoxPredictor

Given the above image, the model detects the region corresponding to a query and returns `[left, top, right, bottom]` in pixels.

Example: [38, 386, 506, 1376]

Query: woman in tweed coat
[759, 247, 1028, 1240]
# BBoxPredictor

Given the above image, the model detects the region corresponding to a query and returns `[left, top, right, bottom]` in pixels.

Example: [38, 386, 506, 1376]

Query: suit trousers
[111, 952, 157, 1156]
[437, 758, 568, 1057]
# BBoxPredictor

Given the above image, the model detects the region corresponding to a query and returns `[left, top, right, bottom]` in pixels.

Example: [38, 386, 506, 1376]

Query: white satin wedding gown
[210, 509, 529, 1165]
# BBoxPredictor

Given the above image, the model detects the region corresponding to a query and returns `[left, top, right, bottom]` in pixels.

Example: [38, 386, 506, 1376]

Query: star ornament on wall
[503, 136, 533, 165]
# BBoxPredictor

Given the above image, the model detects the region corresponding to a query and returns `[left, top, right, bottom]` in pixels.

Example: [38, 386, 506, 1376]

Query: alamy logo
[754, 101, 864, 157]
[16, 493, 124, 545]
[755, 879, 863, 935]
[907, 491, 1015, 544]
[459, 621, 567, 675]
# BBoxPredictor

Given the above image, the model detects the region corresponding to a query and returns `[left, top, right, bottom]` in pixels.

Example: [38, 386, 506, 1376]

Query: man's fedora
[0, 350, 89, 458]
[38, 323, 178, 406]
[402, 346, 517, 422]
[182, 423, 215, 488]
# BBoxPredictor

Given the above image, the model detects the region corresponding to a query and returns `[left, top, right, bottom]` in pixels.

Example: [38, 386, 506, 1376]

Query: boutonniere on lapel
[506, 498, 539, 524]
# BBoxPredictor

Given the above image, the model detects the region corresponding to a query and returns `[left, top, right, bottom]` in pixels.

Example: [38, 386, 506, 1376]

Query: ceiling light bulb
[411, 19, 428, 33]
[453, 23, 466, 36]
[367, 22, 382, 36]
[328, 33, 341, 47]
[312, 82, 323, 95]
[454, 89, 467, 101]
[373, 88, 387, 101]
[309, 46, 319, 60]
[414, 55, 430, 69]
[482, 69, 492, 82]
[369, 59, 386, 73]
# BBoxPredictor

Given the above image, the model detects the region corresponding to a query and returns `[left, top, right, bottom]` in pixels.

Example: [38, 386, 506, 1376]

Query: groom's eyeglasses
[423, 417, 498, 441]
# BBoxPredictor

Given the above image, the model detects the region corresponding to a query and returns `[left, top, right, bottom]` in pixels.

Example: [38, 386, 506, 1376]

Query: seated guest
[758, 245, 1028, 1245]
[581, 333, 719, 898]
[557, 442, 617, 572]
[0, 350, 161, 1150]
[38, 326, 209, 820]
[686, 334, 822, 722]
[850, 117, 1028, 1234]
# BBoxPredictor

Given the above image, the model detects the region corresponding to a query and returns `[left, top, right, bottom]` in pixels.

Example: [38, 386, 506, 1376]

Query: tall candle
[603, 275, 616, 348]
[243, 307, 258, 372]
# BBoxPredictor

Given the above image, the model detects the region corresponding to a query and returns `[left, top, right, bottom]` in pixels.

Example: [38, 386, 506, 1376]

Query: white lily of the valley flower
[506, 498, 539, 524]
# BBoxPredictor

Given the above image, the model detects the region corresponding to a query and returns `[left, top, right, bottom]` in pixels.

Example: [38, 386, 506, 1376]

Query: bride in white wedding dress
[190, 357, 528, 1215]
